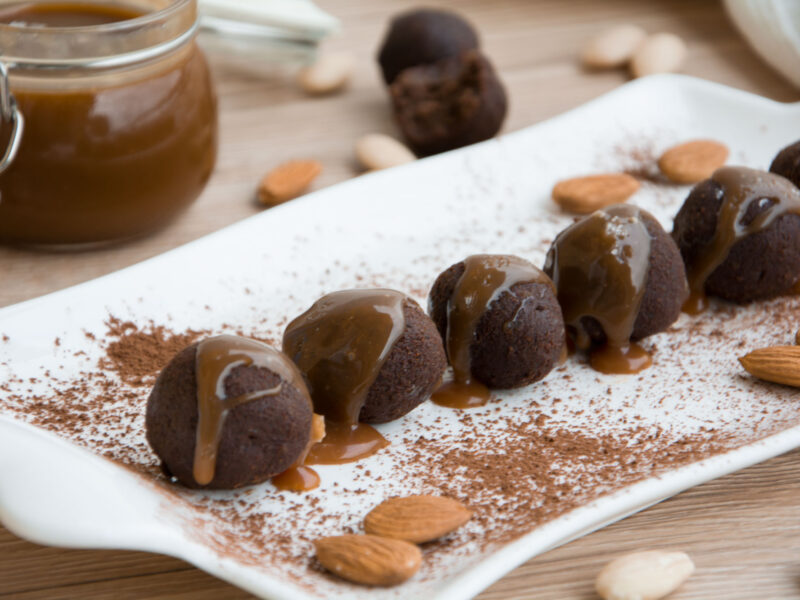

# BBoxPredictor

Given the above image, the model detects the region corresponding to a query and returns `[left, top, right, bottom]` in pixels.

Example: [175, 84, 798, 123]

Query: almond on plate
[658, 140, 729, 183]
[739, 346, 800, 388]
[364, 495, 472, 544]
[314, 534, 422, 586]
[552, 173, 640, 214]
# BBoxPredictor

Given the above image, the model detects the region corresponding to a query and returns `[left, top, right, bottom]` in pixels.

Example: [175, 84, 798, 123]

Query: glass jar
[0, 0, 218, 247]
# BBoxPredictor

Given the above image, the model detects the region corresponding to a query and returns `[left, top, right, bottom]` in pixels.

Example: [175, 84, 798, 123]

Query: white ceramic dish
[2, 75, 800, 600]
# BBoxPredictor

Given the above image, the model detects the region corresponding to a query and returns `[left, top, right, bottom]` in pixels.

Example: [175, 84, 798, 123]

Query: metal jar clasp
[0, 61, 23, 174]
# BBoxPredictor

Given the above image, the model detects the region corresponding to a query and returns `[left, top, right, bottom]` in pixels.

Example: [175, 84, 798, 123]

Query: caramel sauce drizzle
[282, 289, 406, 463]
[193, 335, 309, 486]
[273, 414, 390, 490]
[305, 420, 390, 465]
[283, 289, 406, 425]
[683, 166, 800, 313]
[589, 342, 652, 375]
[430, 380, 491, 409]
[432, 254, 553, 407]
[272, 414, 326, 492]
[270, 465, 320, 492]
[545, 204, 653, 375]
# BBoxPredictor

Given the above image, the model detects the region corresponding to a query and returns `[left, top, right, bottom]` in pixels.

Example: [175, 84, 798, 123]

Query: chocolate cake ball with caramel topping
[428, 254, 565, 390]
[283, 289, 446, 425]
[544, 205, 687, 374]
[146, 335, 313, 490]
[672, 166, 800, 308]
[770, 140, 800, 188]
[377, 8, 479, 84]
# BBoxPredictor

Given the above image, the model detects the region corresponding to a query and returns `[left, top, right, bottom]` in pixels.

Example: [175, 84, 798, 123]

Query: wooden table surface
[2, 0, 799, 598]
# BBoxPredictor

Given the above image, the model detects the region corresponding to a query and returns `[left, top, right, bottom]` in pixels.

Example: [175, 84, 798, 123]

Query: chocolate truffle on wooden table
[282, 289, 446, 463]
[672, 166, 800, 311]
[428, 254, 565, 408]
[145, 335, 316, 490]
[770, 140, 800, 188]
[377, 8, 479, 84]
[544, 204, 687, 374]
[389, 50, 508, 157]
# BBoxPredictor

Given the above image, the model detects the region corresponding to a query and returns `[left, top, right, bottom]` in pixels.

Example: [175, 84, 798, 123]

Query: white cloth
[199, 0, 338, 41]
[725, 0, 800, 89]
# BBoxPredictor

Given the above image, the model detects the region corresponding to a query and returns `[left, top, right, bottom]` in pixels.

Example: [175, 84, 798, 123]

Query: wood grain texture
[1, 0, 800, 598]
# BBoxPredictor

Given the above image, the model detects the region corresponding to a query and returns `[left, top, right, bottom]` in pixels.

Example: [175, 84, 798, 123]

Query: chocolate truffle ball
[428, 255, 566, 389]
[283, 290, 447, 425]
[770, 140, 800, 188]
[377, 8, 479, 84]
[672, 166, 800, 304]
[146, 336, 313, 490]
[389, 50, 508, 157]
[545, 205, 687, 348]
[361, 298, 447, 422]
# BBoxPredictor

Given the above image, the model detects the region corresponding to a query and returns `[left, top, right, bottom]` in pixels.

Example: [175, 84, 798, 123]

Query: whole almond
[596, 550, 694, 600]
[582, 25, 647, 69]
[795, 329, 800, 345]
[314, 534, 421, 586]
[739, 346, 800, 387]
[355, 134, 416, 171]
[658, 140, 729, 183]
[258, 159, 322, 206]
[364, 495, 472, 544]
[630, 33, 687, 78]
[298, 52, 354, 95]
[552, 173, 640, 214]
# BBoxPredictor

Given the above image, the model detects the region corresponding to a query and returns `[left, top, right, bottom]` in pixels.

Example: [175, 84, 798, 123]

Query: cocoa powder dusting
[615, 141, 662, 183]
[1, 281, 800, 593]
[3, 124, 798, 597]
[403, 421, 729, 551]
[101, 316, 204, 386]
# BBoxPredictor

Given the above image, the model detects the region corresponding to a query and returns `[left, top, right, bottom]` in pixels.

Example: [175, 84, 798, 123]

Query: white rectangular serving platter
[2, 75, 800, 600]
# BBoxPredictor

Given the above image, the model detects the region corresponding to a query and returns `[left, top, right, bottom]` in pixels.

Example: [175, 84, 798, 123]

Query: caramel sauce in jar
[0, 1, 218, 246]
[0, 2, 141, 26]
